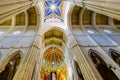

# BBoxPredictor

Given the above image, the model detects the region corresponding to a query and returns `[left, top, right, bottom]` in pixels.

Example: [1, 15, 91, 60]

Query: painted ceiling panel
[83, 9, 92, 25]
[44, 0, 64, 22]
[44, 30, 63, 39]
[71, 6, 81, 25]
[44, 48, 64, 63]
[28, 7, 37, 25]
[16, 12, 25, 26]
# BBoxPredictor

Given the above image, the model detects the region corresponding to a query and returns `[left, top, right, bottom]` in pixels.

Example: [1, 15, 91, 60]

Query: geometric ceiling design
[44, 0, 64, 22]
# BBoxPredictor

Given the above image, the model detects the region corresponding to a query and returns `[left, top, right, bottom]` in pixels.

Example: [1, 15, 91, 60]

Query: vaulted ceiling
[43, 28, 66, 65]
[0, 7, 37, 27]
[44, 48, 64, 63]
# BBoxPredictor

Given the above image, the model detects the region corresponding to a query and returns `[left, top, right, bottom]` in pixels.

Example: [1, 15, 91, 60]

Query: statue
[52, 72, 56, 80]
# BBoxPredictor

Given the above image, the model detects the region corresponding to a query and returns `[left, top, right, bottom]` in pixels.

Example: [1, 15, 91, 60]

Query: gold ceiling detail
[45, 38, 62, 47]
[44, 29, 63, 39]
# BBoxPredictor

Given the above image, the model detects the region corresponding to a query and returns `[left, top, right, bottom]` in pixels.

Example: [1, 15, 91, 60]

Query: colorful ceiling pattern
[44, 48, 64, 64]
[44, 0, 64, 22]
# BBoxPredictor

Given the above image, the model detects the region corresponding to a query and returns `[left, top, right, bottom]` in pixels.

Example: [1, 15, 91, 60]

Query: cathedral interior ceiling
[45, 39, 62, 47]
[71, 5, 81, 25]
[44, 29, 63, 40]
[44, 48, 64, 63]
[0, 0, 120, 80]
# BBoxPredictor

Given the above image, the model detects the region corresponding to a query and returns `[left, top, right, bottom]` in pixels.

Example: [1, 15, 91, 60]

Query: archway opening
[111, 50, 120, 66]
[40, 47, 67, 80]
[89, 50, 119, 80]
[0, 53, 21, 80]
[40, 28, 67, 80]
[74, 60, 84, 80]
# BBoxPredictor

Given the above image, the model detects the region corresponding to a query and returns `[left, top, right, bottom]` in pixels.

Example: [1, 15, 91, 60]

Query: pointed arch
[71, 5, 81, 25]
[0, 50, 22, 80]
[43, 27, 67, 44]
[42, 27, 66, 36]
[83, 9, 92, 25]
[73, 60, 84, 80]
[109, 49, 120, 66]
[89, 49, 119, 80]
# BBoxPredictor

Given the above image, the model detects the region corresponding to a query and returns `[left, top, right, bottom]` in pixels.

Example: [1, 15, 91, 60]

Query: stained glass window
[44, 0, 64, 22]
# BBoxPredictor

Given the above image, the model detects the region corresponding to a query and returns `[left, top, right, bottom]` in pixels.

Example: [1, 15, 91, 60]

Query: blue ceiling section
[44, 0, 63, 22]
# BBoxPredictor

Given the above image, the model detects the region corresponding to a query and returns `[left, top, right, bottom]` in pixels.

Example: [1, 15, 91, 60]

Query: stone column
[79, 8, 85, 30]
[25, 11, 29, 27]
[68, 34, 103, 80]
[108, 17, 114, 26]
[65, 48, 73, 80]
[0, 0, 39, 23]
[13, 31, 42, 80]
[11, 16, 16, 27]
[72, 59, 79, 80]
[91, 12, 96, 26]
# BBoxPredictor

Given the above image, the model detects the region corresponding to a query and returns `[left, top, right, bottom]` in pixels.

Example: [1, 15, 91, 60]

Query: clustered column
[68, 34, 103, 80]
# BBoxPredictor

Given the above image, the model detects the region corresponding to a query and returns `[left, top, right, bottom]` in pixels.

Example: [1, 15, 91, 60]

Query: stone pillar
[25, 11, 29, 27]
[36, 49, 44, 80]
[72, 59, 79, 80]
[68, 34, 103, 80]
[79, 8, 85, 30]
[65, 48, 73, 80]
[13, 31, 42, 80]
[0, 0, 40, 23]
[91, 12, 96, 26]
[11, 16, 16, 27]
[108, 17, 114, 26]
